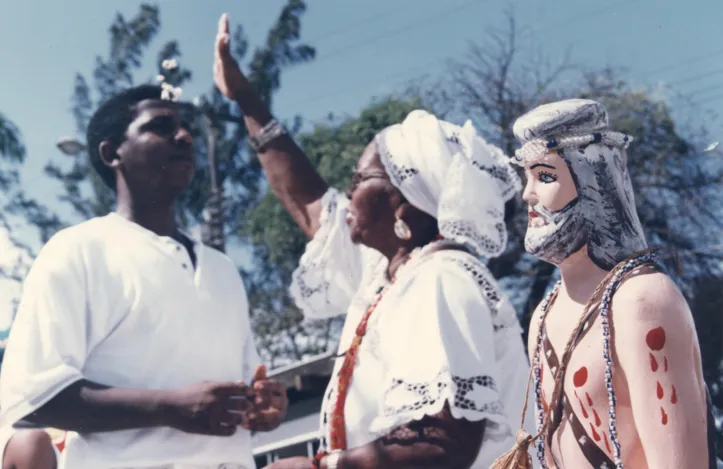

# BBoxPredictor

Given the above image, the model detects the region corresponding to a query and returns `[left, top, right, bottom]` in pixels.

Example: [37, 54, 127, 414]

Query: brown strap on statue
[542, 326, 615, 467]
[490, 248, 665, 469]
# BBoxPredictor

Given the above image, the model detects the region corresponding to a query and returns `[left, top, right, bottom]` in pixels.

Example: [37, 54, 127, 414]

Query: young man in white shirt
[0, 85, 287, 469]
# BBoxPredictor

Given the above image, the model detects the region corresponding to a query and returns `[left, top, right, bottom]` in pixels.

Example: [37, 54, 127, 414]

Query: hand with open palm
[213, 13, 250, 101]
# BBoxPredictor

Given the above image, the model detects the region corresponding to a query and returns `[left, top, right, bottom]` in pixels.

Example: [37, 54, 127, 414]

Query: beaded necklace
[314, 238, 458, 466]
[530, 250, 660, 469]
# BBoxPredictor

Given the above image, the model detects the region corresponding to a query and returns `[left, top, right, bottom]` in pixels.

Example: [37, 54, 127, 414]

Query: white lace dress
[290, 189, 537, 468]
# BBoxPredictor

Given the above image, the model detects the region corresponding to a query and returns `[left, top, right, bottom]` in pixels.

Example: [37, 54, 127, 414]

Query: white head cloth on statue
[376, 110, 521, 258]
[512, 99, 647, 270]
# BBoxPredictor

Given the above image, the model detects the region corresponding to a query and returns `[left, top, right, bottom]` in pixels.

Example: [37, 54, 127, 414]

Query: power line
[305, 2, 415, 44]
[693, 93, 723, 107]
[668, 68, 723, 87]
[287, 0, 650, 110]
[646, 48, 723, 75]
[312, 0, 486, 64]
[689, 83, 723, 98]
[527, 0, 633, 36]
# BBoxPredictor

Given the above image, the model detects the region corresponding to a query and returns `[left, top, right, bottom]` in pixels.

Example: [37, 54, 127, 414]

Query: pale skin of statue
[523, 151, 709, 469]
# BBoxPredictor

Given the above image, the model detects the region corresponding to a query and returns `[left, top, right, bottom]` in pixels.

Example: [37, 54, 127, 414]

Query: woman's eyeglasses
[347, 169, 389, 194]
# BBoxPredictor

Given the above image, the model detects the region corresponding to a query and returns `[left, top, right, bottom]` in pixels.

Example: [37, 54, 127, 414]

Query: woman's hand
[213, 13, 250, 101]
[264, 456, 314, 469]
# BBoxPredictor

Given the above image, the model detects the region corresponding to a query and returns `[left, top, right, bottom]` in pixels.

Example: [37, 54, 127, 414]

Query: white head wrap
[375, 110, 521, 258]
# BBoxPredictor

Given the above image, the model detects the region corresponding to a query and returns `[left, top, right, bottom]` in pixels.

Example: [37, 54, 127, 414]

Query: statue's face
[521, 150, 588, 265]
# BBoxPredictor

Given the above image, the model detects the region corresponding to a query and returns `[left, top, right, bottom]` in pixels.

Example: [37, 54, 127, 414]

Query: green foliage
[244, 97, 424, 366]
[0, 112, 31, 274]
[0, 113, 25, 165]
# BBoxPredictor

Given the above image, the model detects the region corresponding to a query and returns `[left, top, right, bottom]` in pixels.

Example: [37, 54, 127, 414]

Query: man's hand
[163, 381, 254, 437]
[243, 365, 288, 432]
[214, 13, 250, 101]
[264, 456, 314, 469]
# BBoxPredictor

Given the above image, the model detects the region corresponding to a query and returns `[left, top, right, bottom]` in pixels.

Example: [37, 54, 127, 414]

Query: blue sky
[0, 0, 721, 326]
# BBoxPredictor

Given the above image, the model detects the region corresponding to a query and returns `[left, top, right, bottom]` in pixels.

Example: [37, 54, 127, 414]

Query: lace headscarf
[376, 110, 521, 258]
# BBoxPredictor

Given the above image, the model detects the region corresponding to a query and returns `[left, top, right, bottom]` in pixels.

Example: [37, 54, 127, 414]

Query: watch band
[248, 119, 286, 152]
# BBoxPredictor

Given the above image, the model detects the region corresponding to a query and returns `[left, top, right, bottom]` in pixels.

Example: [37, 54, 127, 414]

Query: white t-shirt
[0, 213, 260, 469]
[289, 189, 539, 469]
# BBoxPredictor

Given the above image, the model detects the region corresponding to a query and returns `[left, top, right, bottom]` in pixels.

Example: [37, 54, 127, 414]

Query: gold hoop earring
[394, 218, 412, 240]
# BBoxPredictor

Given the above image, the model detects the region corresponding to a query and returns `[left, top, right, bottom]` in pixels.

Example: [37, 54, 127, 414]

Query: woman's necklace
[325, 238, 457, 451]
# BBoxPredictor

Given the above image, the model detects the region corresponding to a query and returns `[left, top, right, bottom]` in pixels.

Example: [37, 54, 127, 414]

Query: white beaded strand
[513, 131, 632, 165]
[531, 251, 660, 469]
[531, 283, 560, 469]
[597, 251, 660, 469]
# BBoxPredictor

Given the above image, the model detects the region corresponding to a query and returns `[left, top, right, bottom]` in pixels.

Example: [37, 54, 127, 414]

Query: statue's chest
[537, 302, 629, 461]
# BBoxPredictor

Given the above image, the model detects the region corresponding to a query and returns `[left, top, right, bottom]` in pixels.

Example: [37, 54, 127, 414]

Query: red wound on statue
[671, 385, 678, 404]
[650, 353, 658, 372]
[664, 357, 668, 372]
[657, 381, 664, 399]
[586, 392, 593, 407]
[577, 396, 589, 419]
[593, 408, 601, 427]
[646, 327, 666, 351]
[661, 407, 668, 425]
[573, 366, 588, 387]
[590, 423, 601, 441]
[604, 433, 612, 453]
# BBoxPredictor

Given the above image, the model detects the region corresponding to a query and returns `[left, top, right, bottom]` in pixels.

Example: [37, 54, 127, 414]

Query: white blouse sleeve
[369, 256, 510, 438]
[289, 188, 381, 320]
[0, 232, 89, 426]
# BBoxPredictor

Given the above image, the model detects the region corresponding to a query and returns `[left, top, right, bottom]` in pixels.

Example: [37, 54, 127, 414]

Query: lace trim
[376, 134, 419, 187]
[437, 252, 519, 332]
[437, 214, 507, 260]
[288, 190, 338, 303]
[369, 367, 508, 437]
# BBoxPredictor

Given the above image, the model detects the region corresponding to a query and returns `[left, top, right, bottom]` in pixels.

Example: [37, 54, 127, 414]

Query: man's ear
[98, 141, 122, 169]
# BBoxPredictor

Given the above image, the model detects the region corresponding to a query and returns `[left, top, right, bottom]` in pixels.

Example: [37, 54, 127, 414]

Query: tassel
[489, 430, 535, 469]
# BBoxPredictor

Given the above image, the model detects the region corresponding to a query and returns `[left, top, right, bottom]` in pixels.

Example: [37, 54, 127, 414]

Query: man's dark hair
[86, 85, 163, 189]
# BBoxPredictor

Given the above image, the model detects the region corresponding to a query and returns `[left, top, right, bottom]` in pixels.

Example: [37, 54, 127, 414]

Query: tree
[244, 97, 426, 367]
[690, 274, 723, 457]
[0, 112, 31, 281]
[0, 113, 63, 319]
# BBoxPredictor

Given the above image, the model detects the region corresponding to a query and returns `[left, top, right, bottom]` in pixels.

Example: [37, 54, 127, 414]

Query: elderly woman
[214, 13, 537, 469]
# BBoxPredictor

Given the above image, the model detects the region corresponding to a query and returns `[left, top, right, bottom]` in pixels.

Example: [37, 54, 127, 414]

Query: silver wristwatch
[326, 449, 342, 469]
[248, 118, 286, 152]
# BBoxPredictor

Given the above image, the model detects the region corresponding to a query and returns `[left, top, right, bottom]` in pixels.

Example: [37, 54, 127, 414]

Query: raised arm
[214, 13, 328, 238]
[613, 272, 709, 468]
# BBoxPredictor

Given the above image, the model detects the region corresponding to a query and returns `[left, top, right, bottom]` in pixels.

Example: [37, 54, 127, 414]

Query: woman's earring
[394, 218, 412, 240]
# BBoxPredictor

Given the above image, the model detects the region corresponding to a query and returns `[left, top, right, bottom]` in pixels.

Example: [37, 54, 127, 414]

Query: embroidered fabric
[512, 131, 632, 165]
[376, 367, 504, 423]
[366, 252, 522, 442]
